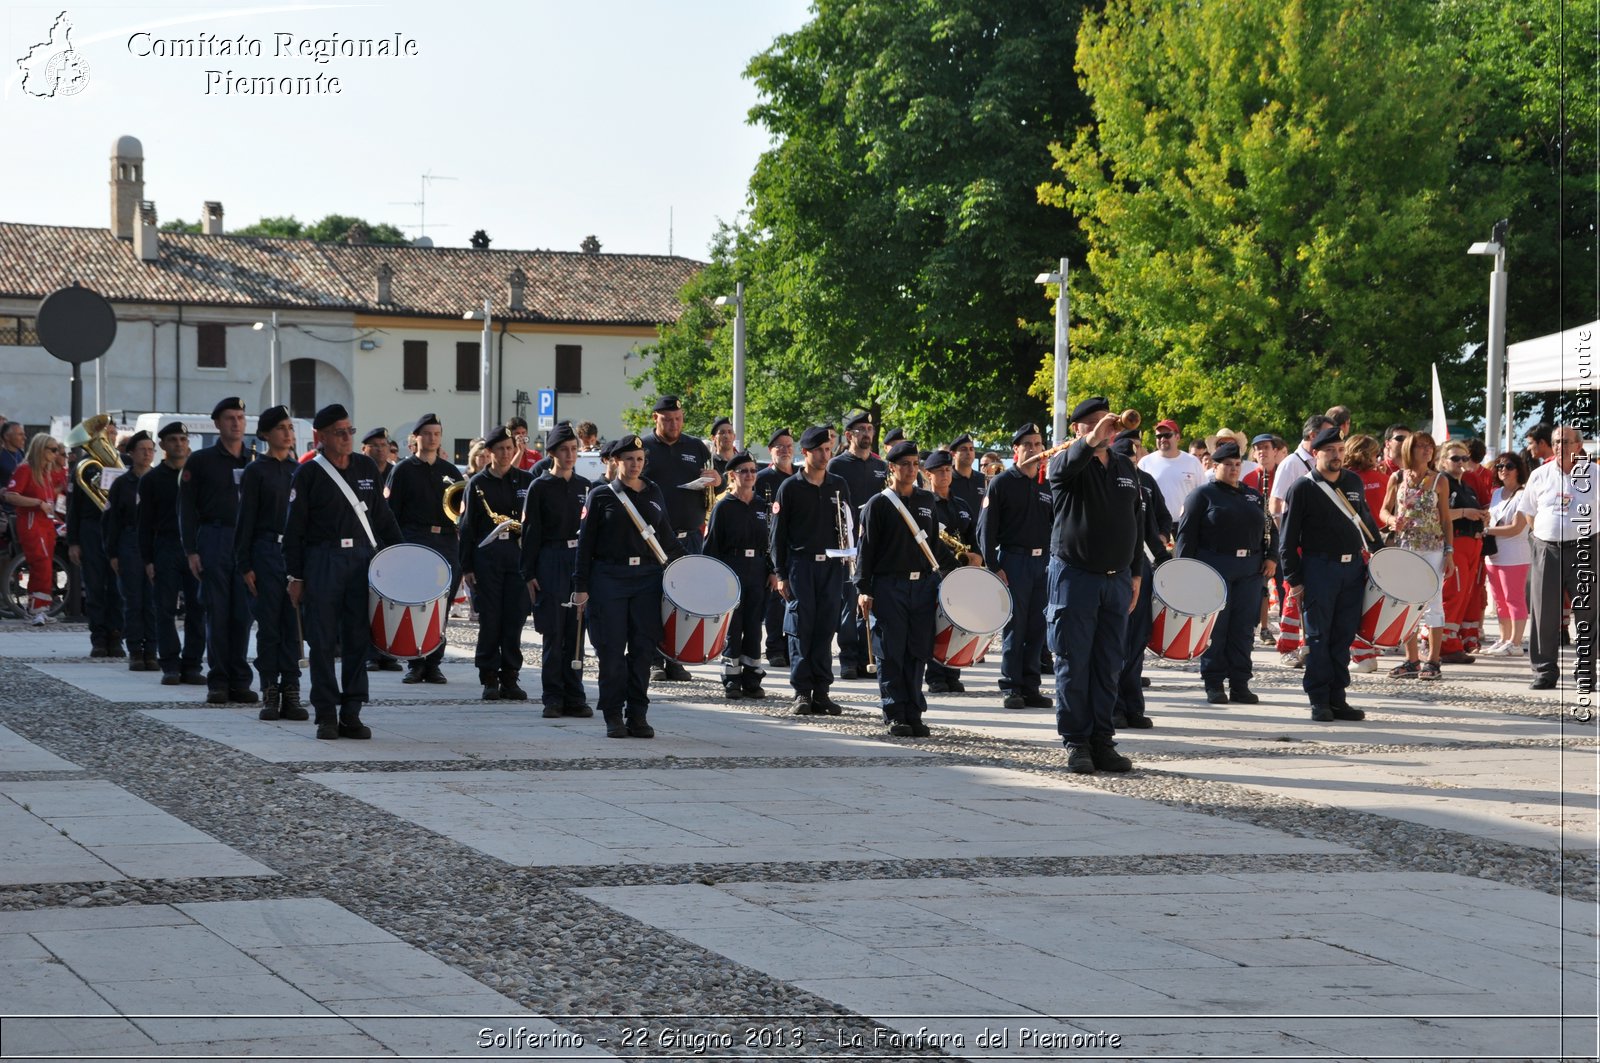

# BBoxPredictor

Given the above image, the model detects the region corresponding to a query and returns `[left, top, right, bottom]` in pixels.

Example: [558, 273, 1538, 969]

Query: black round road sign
[36, 284, 117, 365]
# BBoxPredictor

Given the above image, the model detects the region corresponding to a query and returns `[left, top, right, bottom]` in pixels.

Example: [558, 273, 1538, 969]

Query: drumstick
[861, 599, 877, 676]
[571, 598, 586, 671]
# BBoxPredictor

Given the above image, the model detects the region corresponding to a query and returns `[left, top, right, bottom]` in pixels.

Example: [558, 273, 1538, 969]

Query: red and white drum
[933, 566, 1013, 667]
[1148, 558, 1227, 660]
[368, 543, 452, 661]
[1359, 547, 1440, 648]
[660, 555, 741, 664]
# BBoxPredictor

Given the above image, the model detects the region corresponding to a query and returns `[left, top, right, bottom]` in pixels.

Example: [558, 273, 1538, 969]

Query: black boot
[480, 670, 502, 701]
[143, 650, 158, 672]
[499, 671, 528, 701]
[259, 685, 281, 721]
[1204, 684, 1229, 705]
[106, 631, 126, 658]
[315, 711, 339, 740]
[402, 661, 426, 684]
[89, 632, 107, 659]
[626, 714, 655, 739]
[1228, 682, 1260, 705]
[278, 688, 308, 721]
[338, 705, 371, 739]
[603, 710, 628, 739]
[1089, 737, 1133, 772]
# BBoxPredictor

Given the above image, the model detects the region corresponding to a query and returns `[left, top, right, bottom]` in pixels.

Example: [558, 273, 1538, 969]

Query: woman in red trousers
[3, 433, 68, 623]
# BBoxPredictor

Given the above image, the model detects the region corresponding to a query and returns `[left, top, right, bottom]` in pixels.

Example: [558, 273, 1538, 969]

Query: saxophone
[474, 485, 522, 538]
[938, 525, 979, 566]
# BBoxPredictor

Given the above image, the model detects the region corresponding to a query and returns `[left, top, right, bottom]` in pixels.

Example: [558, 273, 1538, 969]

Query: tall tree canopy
[160, 214, 410, 245]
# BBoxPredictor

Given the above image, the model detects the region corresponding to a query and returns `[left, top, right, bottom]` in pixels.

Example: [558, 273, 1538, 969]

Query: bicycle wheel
[5, 550, 71, 619]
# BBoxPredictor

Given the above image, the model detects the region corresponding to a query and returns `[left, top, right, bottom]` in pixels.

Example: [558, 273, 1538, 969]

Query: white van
[131, 413, 315, 455]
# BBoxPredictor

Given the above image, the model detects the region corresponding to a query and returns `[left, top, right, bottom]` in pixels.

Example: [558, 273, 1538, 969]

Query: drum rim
[662, 553, 742, 616]
[937, 567, 1013, 636]
[369, 542, 453, 607]
[1152, 557, 1228, 612]
[1367, 546, 1442, 601]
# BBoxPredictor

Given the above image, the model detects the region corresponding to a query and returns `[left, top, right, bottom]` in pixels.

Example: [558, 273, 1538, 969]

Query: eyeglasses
[1447, 455, 1469, 463]
[733, 468, 757, 476]
[324, 427, 356, 438]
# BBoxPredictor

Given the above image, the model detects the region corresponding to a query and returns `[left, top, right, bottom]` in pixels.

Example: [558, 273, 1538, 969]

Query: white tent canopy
[1506, 320, 1600, 392]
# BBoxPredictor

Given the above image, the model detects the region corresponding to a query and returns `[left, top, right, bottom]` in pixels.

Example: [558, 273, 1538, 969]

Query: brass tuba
[442, 480, 465, 524]
[66, 414, 123, 511]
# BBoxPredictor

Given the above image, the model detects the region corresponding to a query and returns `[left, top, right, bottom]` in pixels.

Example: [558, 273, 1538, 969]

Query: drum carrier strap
[880, 487, 940, 569]
[313, 454, 377, 548]
[608, 481, 670, 565]
[1314, 476, 1380, 553]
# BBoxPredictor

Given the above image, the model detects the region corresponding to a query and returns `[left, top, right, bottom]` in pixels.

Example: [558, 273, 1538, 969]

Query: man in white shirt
[1138, 419, 1206, 520]
[1268, 414, 1335, 523]
[1516, 425, 1596, 692]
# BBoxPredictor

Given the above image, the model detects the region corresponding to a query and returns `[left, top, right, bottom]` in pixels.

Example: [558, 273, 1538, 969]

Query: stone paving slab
[0, 781, 274, 884]
[0, 899, 608, 1059]
[140, 700, 933, 764]
[1160, 746, 1596, 851]
[314, 764, 1349, 867]
[0, 723, 78, 773]
[582, 870, 1595, 1060]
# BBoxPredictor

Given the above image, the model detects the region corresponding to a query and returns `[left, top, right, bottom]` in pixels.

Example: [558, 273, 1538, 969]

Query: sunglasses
[1447, 455, 1469, 463]
[1494, 463, 1515, 471]
[1155, 432, 1174, 440]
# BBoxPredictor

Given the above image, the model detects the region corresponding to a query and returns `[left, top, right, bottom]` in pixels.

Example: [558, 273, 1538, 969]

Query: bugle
[1016, 409, 1140, 470]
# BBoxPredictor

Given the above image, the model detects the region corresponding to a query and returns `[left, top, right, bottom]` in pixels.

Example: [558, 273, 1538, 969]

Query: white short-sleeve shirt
[1269, 445, 1316, 506]
[1515, 459, 1597, 542]
[1138, 450, 1206, 519]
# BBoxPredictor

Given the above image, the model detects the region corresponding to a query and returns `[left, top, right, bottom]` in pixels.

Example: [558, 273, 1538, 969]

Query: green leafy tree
[1039, 0, 1485, 435]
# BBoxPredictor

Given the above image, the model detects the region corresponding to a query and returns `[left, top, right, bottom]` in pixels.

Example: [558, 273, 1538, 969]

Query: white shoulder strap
[881, 488, 939, 568]
[313, 454, 377, 548]
[609, 480, 670, 564]
[1313, 475, 1377, 550]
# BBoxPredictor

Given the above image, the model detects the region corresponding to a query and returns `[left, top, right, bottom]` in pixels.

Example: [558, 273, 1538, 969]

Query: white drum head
[1368, 547, 1440, 603]
[1152, 558, 1227, 616]
[369, 543, 451, 605]
[938, 567, 1012, 635]
[663, 555, 741, 616]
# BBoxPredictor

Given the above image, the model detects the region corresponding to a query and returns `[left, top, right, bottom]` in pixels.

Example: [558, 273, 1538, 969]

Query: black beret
[312, 404, 349, 430]
[122, 429, 152, 450]
[484, 425, 513, 449]
[726, 450, 756, 472]
[257, 406, 291, 434]
[614, 434, 644, 455]
[1011, 422, 1044, 445]
[546, 422, 577, 449]
[768, 427, 793, 448]
[1114, 428, 1141, 443]
[948, 433, 973, 450]
[652, 395, 681, 413]
[883, 428, 905, 446]
[1211, 441, 1242, 463]
[412, 412, 440, 433]
[598, 439, 618, 459]
[157, 420, 187, 440]
[711, 416, 732, 433]
[211, 396, 244, 420]
[799, 425, 832, 450]
[844, 410, 872, 431]
[1110, 437, 1138, 460]
[923, 449, 952, 471]
[362, 426, 388, 445]
[886, 440, 918, 464]
[1309, 426, 1344, 451]
[1069, 396, 1110, 424]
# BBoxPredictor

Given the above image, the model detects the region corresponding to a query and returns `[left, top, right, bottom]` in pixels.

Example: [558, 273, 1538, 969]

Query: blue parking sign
[537, 388, 556, 431]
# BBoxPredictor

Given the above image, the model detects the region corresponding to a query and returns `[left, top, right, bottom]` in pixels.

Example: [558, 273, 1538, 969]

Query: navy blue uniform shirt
[458, 466, 534, 576]
[855, 486, 956, 596]
[1279, 469, 1381, 587]
[707, 492, 775, 576]
[520, 470, 591, 581]
[574, 479, 685, 592]
[979, 465, 1053, 568]
[233, 455, 298, 571]
[770, 470, 852, 571]
[179, 441, 253, 551]
[386, 455, 464, 538]
[1048, 438, 1142, 576]
[641, 430, 713, 533]
[281, 454, 402, 580]
[137, 462, 183, 566]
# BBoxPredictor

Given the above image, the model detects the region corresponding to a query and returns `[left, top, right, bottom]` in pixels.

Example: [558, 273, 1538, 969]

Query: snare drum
[1359, 547, 1440, 648]
[659, 555, 741, 664]
[933, 567, 1013, 667]
[1148, 558, 1227, 660]
[368, 543, 452, 660]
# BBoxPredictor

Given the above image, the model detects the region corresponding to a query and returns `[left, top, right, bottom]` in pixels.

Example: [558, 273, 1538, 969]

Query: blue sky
[2, 0, 813, 260]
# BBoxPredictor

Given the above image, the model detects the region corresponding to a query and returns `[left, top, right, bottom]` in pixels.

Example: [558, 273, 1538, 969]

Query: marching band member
[141, 422, 207, 683]
[573, 434, 686, 738]
[771, 425, 851, 717]
[1280, 427, 1382, 722]
[104, 432, 157, 671]
[1176, 439, 1277, 706]
[180, 397, 256, 704]
[1110, 429, 1171, 729]
[856, 441, 958, 737]
[709, 416, 739, 474]
[459, 426, 535, 701]
[65, 420, 122, 658]
[3, 433, 67, 625]
[754, 428, 797, 669]
[980, 423, 1055, 710]
[947, 433, 985, 517]
[706, 450, 778, 699]
[283, 404, 402, 739]
[359, 426, 402, 673]
[521, 422, 593, 718]
[1048, 398, 1143, 774]
[642, 395, 715, 682]
[385, 413, 464, 684]
[828, 411, 887, 680]
[921, 449, 980, 693]
[234, 406, 306, 721]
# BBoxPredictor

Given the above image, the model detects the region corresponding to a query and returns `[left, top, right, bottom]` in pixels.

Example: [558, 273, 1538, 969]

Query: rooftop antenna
[390, 170, 456, 240]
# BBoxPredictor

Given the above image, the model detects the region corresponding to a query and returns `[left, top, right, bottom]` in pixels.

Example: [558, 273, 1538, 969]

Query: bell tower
[109, 135, 144, 239]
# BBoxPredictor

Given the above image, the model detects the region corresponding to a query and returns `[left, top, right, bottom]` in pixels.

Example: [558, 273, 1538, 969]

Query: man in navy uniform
[1279, 426, 1380, 722]
[828, 410, 887, 680]
[105, 431, 156, 672]
[1049, 398, 1144, 774]
[754, 428, 796, 669]
[234, 406, 306, 721]
[856, 441, 957, 737]
[1109, 429, 1171, 729]
[360, 426, 403, 673]
[922, 448, 981, 693]
[65, 419, 123, 659]
[771, 425, 851, 716]
[947, 433, 985, 518]
[384, 413, 464, 684]
[641, 395, 715, 682]
[706, 450, 778, 699]
[141, 421, 206, 685]
[283, 404, 403, 739]
[521, 422, 592, 717]
[461, 426, 535, 701]
[180, 397, 256, 704]
[980, 423, 1055, 710]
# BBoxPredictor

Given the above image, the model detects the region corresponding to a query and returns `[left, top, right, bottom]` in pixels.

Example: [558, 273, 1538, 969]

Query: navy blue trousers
[837, 573, 867, 671]
[590, 562, 664, 723]
[197, 524, 252, 691]
[1299, 555, 1364, 705]
[78, 518, 122, 637]
[472, 540, 531, 679]
[532, 546, 585, 708]
[998, 550, 1048, 696]
[1113, 556, 1154, 720]
[765, 586, 786, 660]
[248, 535, 302, 692]
[114, 530, 155, 656]
[302, 542, 374, 720]
[1049, 558, 1131, 744]
[784, 557, 843, 698]
[153, 541, 205, 677]
[721, 558, 769, 691]
[869, 573, 937, 724]
[1198, 554, 1264, 688]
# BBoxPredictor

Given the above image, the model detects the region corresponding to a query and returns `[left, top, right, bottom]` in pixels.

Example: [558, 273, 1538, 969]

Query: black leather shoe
[257, 702, 280, 721]
[910, 722, 932, 738]
[1310, 703, 1335, 722]
[767, 654, 789, 668]
[542, 704, 564, 718]
[926, 681, 952, 694]
[180, 671, 207, 685]
[1331, 706, 1366, 721]
[650, 667, 670, 683]
[1090, 741, 1132, 773]
[401, 667, 425, 684]
[205, 688, 229, 705]
[338, 721, 372, 739]
[1229, 685, 1260, 705]
[887, 722, 914, 737]
[839, 666, 859, 681]
[161, 674, 182, 686]
[365, 659, 380, 672]
[230, 688, 259, 704]
[742, 686, 766, 699]
[663, 662, 693, 682]
[724, 686, 744, 700]
[482, 684, 502, 700]
[1065, 744, 1097, 774]
[1022, 693, 1054, 709]
[1002, 694, 1027, 710]
[606, 725, 630, 738]
[1119, 714, 1155, 729]
[316, 721, 339, 740]
[791, 696, 816, 715]
[1205, 687, 1229, 705]
[815, 695, 844, 716]
[1140, 676, 1152, 688]
[626, 720, 655, 739]
[423, 664, 447, 684]
[564, 703, 595, 718]
[948, 680, 965, 693]
[499, 681, 529, 701]
[1530, 676, 1558, 690]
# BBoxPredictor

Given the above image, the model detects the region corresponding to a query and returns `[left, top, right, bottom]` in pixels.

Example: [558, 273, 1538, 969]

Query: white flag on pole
[1431, 363, 1450, 442]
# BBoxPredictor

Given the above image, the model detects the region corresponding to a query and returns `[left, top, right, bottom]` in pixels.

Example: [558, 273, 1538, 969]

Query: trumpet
[1016, 409, 1141, 470]
[66, 413, 123, 511]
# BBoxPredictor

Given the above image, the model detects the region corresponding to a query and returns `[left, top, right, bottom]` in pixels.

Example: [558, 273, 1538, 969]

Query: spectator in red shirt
[1376, 424, 1410, 477]
[507, 417, 544, 472]
[3, 433, 68, 622]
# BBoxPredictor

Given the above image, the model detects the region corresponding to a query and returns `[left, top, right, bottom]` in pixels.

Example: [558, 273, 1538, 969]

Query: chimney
[580, 235, 601, 254]
[507, 268, 526, 311]
[469, 229, 490, 250]
[109, 134, 144, 239]
[376, 263, 393, 305]
[135, 201, 159, 261]
[202, 201, 224, 235]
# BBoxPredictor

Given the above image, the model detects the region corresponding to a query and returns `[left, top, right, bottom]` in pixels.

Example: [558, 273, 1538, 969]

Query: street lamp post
[714, 283, 746, 447]
[1035, 259, 1069, 444]
[1468, 219, 1509, 455]
[252, 311, 281, 409]
[463, 300, 492, 438]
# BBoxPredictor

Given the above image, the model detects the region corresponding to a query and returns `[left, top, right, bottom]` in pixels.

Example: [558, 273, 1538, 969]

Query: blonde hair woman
[1435, 438, 1489, 663]
[2, 433, 68, 622]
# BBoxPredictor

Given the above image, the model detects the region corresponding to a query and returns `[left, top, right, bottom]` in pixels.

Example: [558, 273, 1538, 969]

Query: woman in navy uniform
[385, 412, 464, 685]
[460, 426, 535, 701]
[980, 423, 1056, 710]
[1175, 440, 1277, 706]
[574, 435, 685, 737]
[521, 422, 592, 718]
[856, 440, 957, 737]
[234, 406, 306, 721]
[706, 451, 779, 699]
[104, 431, 156, 672]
